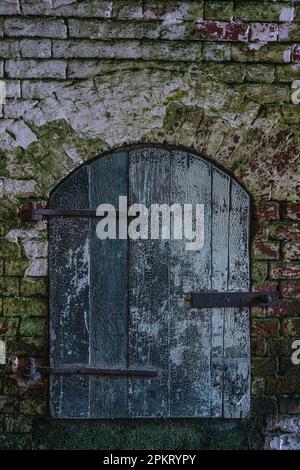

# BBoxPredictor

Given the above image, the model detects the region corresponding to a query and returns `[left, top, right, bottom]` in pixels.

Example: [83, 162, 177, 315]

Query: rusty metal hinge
[38, 366, 158, 378]
[19, 203, 131, 223]
[190, 292, 280, 308]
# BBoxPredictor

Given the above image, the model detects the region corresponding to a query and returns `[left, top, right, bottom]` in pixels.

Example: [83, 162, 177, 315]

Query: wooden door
[49, 147, 250, 419]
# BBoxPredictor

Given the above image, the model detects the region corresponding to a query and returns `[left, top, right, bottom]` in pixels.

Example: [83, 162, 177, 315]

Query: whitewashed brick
[6, 60, 67, 79]
[0, 41, 20, 58]
[53, 39, 202, 61]
[0, 0, 21, 15]
[21, 80, 65, 99]
[250, 23, 279, 43]
[5, 81, 21, 98]
[4, 99, 39, 119]
[4, 18, 67, 38]
[20, 39, 52, 58]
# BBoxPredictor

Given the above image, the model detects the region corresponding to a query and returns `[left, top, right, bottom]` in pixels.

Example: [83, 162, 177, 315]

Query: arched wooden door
[49, 147, 251, 419]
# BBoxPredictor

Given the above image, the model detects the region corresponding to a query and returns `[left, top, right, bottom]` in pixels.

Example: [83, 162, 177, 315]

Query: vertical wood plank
[128, 148, 171, 417]
[224, 181, 250, 418]
[169, 151, 212, 417]
[210, 168, 230, 417]
[89, 152, 128, 418]
[49, 166, 90, 418]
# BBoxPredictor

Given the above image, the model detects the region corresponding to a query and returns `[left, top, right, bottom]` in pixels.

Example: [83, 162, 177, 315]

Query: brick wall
[0, 0, 300, 450]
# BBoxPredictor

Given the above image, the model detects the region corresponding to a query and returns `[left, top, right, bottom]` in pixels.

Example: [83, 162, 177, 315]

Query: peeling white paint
[279, 7, 295, 22]
[283, 47, 292, 63]
[0, 340, 6, 365]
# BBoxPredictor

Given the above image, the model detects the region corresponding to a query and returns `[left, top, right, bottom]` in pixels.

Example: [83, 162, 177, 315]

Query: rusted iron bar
[191, 291, 281, 308]
[38, 366, 158, 378]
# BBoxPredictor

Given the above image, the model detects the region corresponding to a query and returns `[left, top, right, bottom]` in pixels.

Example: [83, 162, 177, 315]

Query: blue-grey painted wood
[128, 148, 171, 417]
[169, 151, 212, 417]
[211, 168, 231, 417]
[49, 147, 250, 419]
[224, 181, 250, 418]
[89, 153, 128, 418]
[49, 166, 90, 418]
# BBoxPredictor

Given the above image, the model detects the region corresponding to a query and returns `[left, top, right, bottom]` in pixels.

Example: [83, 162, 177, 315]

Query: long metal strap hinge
[190, 291, 280, 308]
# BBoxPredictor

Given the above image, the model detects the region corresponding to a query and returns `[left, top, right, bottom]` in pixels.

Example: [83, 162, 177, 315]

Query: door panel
[49, 147, 250, 419]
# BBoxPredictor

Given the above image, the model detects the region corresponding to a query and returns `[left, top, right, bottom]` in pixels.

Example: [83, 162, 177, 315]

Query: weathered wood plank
[210, 168, 230, 417]
[89, 152, 128, 418]
[128, 148, 171, 418]
[169, 151, 212, 417]
[224, 181, 250, 418]
[49, 166, 90, 418]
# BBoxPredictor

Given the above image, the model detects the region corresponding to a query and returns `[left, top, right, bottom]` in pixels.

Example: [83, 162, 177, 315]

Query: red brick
[252, 396, 277, 415]
[267, 301, 300, 317]
[283, 242, 300, 261]
[253, 241, 280, 260]
[194, 21, 249, 41]
[286, 203, 300, 221]
[252, 318, 279, 337]
[292, 44, 300, 62]
[252, 281, 279, 293]
[281, 318, 300, 336]
[269, 224, 300, 240]
[279, 357, 300, 375]
[251, 338, 267, 356]
[270, 262, 300, 279]
[252, 357, 278, 376]
[279, 397, 300, 414]
[256, 203, 280, 221]
[267, 376, 300, 395]
[266, 338, 292, 356]
[281, 281, 300, 300]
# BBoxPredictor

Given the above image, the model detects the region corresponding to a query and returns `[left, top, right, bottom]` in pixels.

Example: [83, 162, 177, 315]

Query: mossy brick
[0, 239, 20, 259]
[252, 357, 278, 376]
[285, 203, 300, 221]
[281, 281, 300, 300]
[253, 241, 280, 260]
[251, 338, 267, 356]
[252, 260, 268, 282]
[3, 298, 47, 317]
[244, 64, 275, 83]
[236, 2, 294, 22]
[251, 397, 278, 415]
[0, 433, 31, 450]
[20, 318, 46, 337]
[267, 301, 300, 317]
[4, 416, 32, 434]
[256, 203, 280, 221]
[252, 318, 279, 338]
[231, 44, 290, 63]
[279, 357, 300, 375]
[282, 104, 300, 122]
[9, 336, 47, 357]
[4, 259, 28, 276]
[203, 42, 231, 61]
[143, 1, 204, 21]
[279, 397, 300, 414]
[0, 318, 19, 338]
[236, 84, 290, 105]
[266, 337, 293, 356]
[20, 278, 47, 297]
[252, 377, 265, 396]
[276, 64, 300, 82]
[204, 1, 233, 21]
[283, 241, 300, 261]
[0, 277, 19, 296]
[281, 318, 300, 336]
[269, 224, 300, 240]
[270, 262, 300, 279]
[267, 376, 300, 394]
[19, 399, 45, 416]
